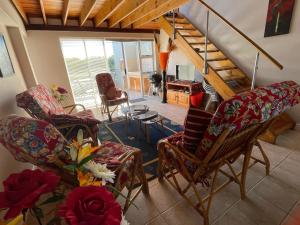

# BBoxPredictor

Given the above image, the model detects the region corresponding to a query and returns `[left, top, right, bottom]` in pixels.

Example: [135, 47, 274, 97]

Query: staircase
[159, 13, 296, 143]
[160, 15, 251, 100]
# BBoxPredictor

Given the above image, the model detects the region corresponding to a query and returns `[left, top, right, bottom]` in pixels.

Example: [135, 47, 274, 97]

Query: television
[176, 64, 195, 81]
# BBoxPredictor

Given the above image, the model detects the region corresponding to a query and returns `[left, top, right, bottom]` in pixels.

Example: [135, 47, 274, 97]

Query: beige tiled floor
[94, 96, 300, 225]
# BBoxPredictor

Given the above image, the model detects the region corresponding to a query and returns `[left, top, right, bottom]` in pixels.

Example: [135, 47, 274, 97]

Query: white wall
[0, 5, 31, 188]
[23, 31, 155, 105]
[178, 0, 300, 122]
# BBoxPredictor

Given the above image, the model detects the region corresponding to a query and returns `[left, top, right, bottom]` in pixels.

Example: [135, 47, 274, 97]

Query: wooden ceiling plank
[80, 0, 97, 26]
[10, 0, 29, 24]
[121, 0, 167, 28]
[63, 0, 71, 25]
[133, 0, 189, 28]
[94, 0, 125, 27]
[108, 0, 148, 28]
[39, 0, 47, 24]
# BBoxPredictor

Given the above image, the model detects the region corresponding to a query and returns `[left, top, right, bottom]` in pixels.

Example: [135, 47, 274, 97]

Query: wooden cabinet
[166, 80, 202, 108]
[178, 92, 189, 107]
[167, 90, 190, 108]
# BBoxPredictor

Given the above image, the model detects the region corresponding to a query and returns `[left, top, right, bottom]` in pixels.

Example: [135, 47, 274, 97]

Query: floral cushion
[93, 141, 138, 188]
[49, 109, 100, 126]
[96, 73, 119, 100]
[16, 84, 65, 120]
[0, 115, 140, 189]
[196, 80, 300, 159]
[0, 115, 69, 167]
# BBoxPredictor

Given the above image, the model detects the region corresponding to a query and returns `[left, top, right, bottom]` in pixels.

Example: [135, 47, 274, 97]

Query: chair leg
[136, 152, 149, 195]
[107, 105, 112, 122]
[256, 140, 270, 175]
[157, 143, 165, 181]
[240, 148, 253, 199]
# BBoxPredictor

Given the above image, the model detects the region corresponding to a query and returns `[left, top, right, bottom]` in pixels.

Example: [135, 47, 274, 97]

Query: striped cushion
[183, 108, 213, 153]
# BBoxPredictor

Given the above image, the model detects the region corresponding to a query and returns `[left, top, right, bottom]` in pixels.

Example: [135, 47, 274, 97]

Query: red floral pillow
[183, 107, 213, 153]
[106, 86, 117, 100]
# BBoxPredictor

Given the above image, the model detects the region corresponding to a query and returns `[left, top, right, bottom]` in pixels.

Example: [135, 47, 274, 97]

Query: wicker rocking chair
[16, 84, 100, 145]
[96, 73, 129, 122]
[157, 81, 300, 225]
[0, 115, 149, 213]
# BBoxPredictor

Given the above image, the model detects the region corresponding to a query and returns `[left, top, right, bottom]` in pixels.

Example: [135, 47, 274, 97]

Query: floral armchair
[0, 115, 149, 212]
[16, 84, 100, 145]
[157, 80, 300, 225]
[96, 73, 129, 121]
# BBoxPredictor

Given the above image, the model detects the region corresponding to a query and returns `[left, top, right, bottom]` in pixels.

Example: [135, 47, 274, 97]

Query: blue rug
[98, 116, 183, 179]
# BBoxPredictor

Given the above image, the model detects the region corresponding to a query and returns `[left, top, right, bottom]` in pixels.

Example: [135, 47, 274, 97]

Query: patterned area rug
[98, 116, 183, 180]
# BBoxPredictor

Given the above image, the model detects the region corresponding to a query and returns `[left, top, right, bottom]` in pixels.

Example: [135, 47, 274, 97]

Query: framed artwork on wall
[264, 0, 295, 37]
[0, 34, 14, 78]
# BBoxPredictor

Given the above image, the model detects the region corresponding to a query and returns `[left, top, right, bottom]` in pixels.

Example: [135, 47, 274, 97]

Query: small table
[134, 111, 164, 143]
[122, 105, 164, 143]
[122, 105, 149, 119]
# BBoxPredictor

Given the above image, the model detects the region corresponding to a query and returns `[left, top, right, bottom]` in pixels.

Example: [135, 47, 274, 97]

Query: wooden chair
[16, 84, 100, 145]
[157, 80, 300, 225]
[96, 73, 129, 121]
[0, 115, 149, 213]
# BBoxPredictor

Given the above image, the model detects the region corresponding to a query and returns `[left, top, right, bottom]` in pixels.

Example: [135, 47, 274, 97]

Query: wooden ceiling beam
[63, 0, 71, 25]
[133, 0, 189, 28]
[94, 0, 125, 27]
[80, 0, 97, 26]
[10, 0, 29, 24]
[39, 0, 47, 24]
[121, 0, 166, 28]
[108, 0, 148, 28]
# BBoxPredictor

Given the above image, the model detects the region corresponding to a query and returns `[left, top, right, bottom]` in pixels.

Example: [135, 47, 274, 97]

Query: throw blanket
[196, 80, 300, 159]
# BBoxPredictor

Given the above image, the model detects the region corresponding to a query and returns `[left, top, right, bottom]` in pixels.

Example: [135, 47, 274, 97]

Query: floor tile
[122, 192, 160, 225]
[231, 191, 287, 225]
[146, 216, 170, 225]
[251, 175, 300, 213]
[161, 200, 204, 225]
[150, 179, 183, 213]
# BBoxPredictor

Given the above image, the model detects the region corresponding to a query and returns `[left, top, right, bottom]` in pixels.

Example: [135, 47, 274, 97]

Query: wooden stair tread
[195, 49, 220, 53]
[214, 66, 238, 71]
[182, 35, 204, 38]
[218, 72, 246, 81]
[207, 57, 228, 62]
[217, 69, 246, 80]
[176, 28, 196, 31]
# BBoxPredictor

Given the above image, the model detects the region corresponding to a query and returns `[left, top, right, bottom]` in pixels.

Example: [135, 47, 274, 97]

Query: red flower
[0, 169, 60, 220]
[57, 86, 68, 94]
[59, 186, 122, 225]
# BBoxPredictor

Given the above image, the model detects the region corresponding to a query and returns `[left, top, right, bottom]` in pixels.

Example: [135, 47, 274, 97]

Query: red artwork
[264, 0, 295, 37]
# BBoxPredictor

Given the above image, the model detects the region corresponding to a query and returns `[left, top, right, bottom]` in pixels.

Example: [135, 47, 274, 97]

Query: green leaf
[32, 207, 44, 219]
[78, 154, 97, 168]
[46, 217, 61, 225]
[106, 185, 138, 209]
[77, 129, 84, 145]
[63, 164, 77, 172]
[40, 194, 65, 206]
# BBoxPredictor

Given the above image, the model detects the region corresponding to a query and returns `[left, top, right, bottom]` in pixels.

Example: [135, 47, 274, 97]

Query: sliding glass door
[61, 39, 156, 109]
[123, 41, 143, 100]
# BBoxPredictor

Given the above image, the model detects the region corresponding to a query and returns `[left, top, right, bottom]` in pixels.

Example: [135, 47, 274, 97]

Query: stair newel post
[203, 10, 210, 75]
[251, 52, 260, 90]
[172, 9, 176, 40]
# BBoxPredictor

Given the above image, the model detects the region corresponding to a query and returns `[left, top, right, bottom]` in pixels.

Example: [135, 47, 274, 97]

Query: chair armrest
[64, 104, 86, 114]
[157, 139, 201, 164]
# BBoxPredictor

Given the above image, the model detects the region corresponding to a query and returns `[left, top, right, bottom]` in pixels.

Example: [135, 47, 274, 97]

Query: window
[61, 39, 156, 108]
[140, 41, 155, 73]
[61, 39, 107, 108]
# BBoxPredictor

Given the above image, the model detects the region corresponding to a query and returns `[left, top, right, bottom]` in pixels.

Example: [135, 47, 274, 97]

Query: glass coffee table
[122, 105, 164, 143]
